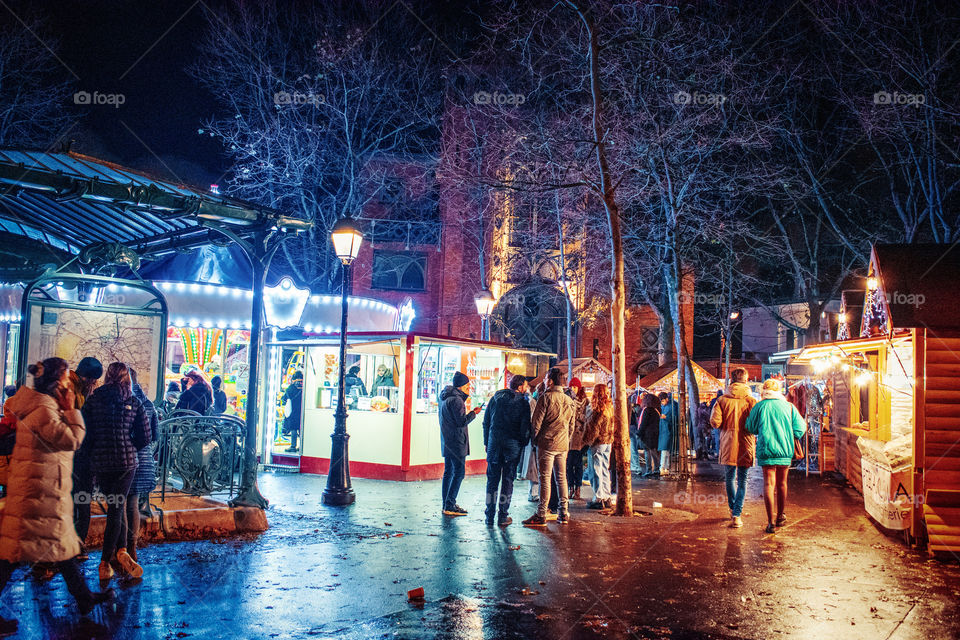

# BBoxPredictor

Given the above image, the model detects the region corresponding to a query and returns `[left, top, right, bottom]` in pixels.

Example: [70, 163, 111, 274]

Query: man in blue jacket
[439, 371, 481, 516]
[482, 375, 531, 526]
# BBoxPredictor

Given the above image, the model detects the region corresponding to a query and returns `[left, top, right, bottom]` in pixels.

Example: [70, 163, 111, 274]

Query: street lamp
[322, 216, 363, 506]
[474, 288, 496, 341]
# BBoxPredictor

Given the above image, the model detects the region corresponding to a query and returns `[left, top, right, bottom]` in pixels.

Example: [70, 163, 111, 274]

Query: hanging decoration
[860, 278, 889, 338]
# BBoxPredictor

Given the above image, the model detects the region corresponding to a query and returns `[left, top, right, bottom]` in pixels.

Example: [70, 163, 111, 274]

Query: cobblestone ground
[2, 464, 959, 639]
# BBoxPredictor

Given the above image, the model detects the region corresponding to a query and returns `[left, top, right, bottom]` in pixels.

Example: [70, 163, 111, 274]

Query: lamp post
[322, 216, 363, 506]
[474, 288, 496, 341]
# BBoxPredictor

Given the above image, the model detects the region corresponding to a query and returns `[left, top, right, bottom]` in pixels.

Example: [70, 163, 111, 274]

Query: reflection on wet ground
[2, 466, 959, 638]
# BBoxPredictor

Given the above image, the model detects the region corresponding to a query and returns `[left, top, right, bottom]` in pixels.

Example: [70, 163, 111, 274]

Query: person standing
[281, 371, 304, 453]
[519, 381, 544, 502]
[370, 365, 395, 395]
[439, 371, 481, 516]
[637, 393, 661, 477]
[523, 368, 575, 526]
[129, 369, 159, 521]
[746, 378, 807, 534]
[583, 384, 615, 509]
[69, 357, 103, 556]
[175, 370, 213, 415]
[709, 368, 757, 528]
[482, 375, 531, 526]
[0, 358, 113, 634]
[629, 393, 644, 474]
[565, 379, 588, 500]
[82, 363, 151, 581]
[657, 392, 677, 476]
[210, 376, 228, 414]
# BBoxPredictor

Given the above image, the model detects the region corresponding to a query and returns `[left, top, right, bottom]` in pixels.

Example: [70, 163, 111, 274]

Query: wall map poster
[26, 305, 164, 398]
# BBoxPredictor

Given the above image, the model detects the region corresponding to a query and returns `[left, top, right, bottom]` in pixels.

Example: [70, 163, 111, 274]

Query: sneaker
[558, 512, 570, 524]
[116, 550, 143, 579]
[522, 514, 547, 527]
[527, 495, 539, 502]
[587, 500, 605, 510]
[78, 588, 115, 616]
[775, 514, 787, 527]
[98, 562, 114, 582]
[730, 516, 743, 528]
[442, 508, 466, 517]
[498, 517, 513, 527]
[0, 617, 16, 637]
[764, 524, 776, 534]
[452, 505, 468, 515]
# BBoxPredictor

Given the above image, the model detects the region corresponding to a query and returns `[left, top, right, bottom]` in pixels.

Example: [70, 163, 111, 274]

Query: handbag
[793, 436, 804, 461]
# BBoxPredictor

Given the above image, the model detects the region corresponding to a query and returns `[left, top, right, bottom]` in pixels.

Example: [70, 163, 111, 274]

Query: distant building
[741, 300, 841, 362]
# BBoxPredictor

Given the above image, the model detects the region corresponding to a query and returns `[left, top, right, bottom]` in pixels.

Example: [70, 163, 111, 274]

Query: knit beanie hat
[76, 357, 103, 380]
[569, 377, 582, 389]
[452, 371, 470, 388]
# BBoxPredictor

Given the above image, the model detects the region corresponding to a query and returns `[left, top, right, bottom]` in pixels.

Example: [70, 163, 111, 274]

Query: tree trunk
[569, 2, 632, 516]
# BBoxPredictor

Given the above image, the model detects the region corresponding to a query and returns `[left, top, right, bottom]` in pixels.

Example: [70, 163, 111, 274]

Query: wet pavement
[2, 464, 959, 639]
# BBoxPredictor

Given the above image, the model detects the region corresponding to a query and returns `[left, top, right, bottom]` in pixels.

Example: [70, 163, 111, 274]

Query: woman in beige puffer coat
[0, 358, 113, 633]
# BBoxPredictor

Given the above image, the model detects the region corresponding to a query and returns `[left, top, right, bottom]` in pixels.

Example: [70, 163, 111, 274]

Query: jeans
[98, 468, 135, 562]
[566, 448, 585, 492]
[660, 450, 671, 472]
[485, 456, 520, 522]
[536, 449, 568, 518]
[725, 465, 749, 517]
[712, 428, 720, 456]
[125, 488, 141, 561]
[0, 559, 93, 608]
[441, 455, 466, 510]
[590, 444, 612, 500]
[644, 449, 660, 474]
[629, 434, 642, 472]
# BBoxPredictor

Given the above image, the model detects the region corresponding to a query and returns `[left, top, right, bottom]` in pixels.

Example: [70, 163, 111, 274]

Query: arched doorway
[492, 283, 571, 357]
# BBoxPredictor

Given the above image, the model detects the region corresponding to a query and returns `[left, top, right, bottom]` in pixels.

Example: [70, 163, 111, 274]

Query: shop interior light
[856, 370, 873, 386]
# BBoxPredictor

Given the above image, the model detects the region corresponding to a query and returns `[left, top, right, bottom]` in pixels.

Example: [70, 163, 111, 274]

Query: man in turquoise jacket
[745, 379, 807, 533]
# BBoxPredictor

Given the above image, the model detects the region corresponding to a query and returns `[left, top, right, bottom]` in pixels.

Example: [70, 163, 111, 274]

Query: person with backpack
[82, 363, 151, 581]
[0, 358, 114, 634]
[69, 356, 103, 558]
[210, 376, 228, 415]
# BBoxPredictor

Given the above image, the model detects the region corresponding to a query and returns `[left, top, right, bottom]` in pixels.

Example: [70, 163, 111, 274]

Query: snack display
[370, 395, 391, 412]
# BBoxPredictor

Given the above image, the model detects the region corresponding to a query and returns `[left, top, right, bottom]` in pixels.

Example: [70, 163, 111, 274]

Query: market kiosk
[786, 244, 960, 555]
[260, 332, 552, 480]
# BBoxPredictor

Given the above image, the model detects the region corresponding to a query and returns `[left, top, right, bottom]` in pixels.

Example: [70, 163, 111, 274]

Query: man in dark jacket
[439, 371, 481, 516]
[482, 375, 531, 526]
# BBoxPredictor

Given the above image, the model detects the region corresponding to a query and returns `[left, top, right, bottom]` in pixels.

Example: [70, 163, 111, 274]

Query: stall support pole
[322, 263, 356, 505]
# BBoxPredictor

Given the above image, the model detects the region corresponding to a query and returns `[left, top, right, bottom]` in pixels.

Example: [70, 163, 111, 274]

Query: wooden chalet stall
[789, 244, 960, 555]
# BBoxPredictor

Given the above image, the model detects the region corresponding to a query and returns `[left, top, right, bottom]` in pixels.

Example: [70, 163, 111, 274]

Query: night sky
[6, 0, 225, 187]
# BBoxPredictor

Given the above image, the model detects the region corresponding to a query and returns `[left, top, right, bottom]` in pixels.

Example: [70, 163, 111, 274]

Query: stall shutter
[922, 330, 960, 554]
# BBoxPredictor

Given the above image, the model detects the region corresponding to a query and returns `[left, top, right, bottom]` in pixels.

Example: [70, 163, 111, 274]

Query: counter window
[415, 341, 504, 413]
[305, 340, 402, 414]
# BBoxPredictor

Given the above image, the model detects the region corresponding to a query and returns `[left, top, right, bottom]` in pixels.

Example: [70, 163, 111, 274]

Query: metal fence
[156, 411, 246, 500]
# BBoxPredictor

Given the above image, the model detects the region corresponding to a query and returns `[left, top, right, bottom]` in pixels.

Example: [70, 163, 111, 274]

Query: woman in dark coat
[210, 376, 228, 414]
[638, 393, 661, 477]
[175, 371, 213, 415]
[281, 371, 304, 452]
[130, 369, 159, 524]
[82, 362, 151, 582]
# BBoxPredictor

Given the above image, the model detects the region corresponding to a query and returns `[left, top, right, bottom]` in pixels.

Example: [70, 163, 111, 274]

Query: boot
[115, 549, 143, 579]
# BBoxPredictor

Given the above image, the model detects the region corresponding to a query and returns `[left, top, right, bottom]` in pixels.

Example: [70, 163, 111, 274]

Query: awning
[0, 149, 310, 258]
[790, 332, 912, 362]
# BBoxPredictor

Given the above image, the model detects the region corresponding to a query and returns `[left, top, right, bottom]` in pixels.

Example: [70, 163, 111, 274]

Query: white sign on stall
[861, 457, 912, 530]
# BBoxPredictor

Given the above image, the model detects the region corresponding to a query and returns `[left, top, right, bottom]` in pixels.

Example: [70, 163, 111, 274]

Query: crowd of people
[0, 355, 225, 633]
[438, 365, 806, 534]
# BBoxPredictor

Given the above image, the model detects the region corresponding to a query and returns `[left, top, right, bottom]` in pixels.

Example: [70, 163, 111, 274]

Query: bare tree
[0, 15, 75, 147]
[193, 0, 441, 291]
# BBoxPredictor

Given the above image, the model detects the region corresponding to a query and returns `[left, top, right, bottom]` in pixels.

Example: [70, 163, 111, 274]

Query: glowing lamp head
[867, 276, 879, 290]
[330, 216, 363, 265]
[838, 312, 848, 323]
[474, 288, 496, 317]
[729, 311, 740, 321]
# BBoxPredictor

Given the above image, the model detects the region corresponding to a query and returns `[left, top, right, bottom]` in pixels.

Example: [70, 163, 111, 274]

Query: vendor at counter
[343, 365, 368, 399]
[370, 365, 395, 395]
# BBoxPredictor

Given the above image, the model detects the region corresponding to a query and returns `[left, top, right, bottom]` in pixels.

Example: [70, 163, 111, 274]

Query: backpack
[0, 413, 16, 456]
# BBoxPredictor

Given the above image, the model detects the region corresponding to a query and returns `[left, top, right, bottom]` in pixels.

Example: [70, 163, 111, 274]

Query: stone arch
[492, 282, 571, 356]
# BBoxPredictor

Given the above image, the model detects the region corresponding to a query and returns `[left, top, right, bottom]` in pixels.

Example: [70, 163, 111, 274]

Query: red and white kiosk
[261, 331, 552, 480]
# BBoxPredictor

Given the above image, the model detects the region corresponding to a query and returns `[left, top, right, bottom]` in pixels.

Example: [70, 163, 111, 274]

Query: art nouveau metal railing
[156, 412, 246, 499]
